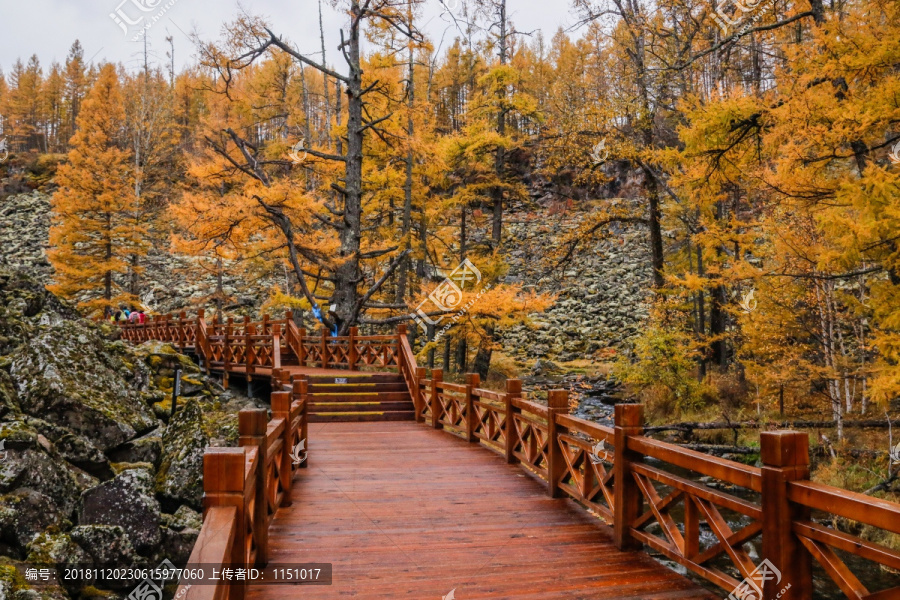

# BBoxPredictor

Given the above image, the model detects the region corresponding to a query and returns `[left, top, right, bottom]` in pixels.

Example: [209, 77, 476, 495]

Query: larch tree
[48, 64, 142, 315]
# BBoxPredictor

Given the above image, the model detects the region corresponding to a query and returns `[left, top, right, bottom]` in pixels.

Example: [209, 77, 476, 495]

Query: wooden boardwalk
[247, 422, 717, 600]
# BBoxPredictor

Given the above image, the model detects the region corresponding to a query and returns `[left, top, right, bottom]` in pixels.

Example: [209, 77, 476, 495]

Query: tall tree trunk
[319, 0, 331, 144]
[472, 324, 495, 379]
[491, 0, 508, 246]
[332, 1, 365, 335]
[397, 3, 415, 303]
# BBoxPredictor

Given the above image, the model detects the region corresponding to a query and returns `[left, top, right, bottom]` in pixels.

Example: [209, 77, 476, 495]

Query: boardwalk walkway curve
[116, 311, 900, 600]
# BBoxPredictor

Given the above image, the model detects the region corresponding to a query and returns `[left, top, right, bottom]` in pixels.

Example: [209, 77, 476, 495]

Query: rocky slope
[0, 191, 277, 317]
[0, 269, 262, 599]
[498, 202, 652, 362]
[1, 190, 652, 365]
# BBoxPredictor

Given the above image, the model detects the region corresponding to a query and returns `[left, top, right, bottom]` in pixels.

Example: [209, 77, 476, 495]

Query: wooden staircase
[306, 373, 416, 422]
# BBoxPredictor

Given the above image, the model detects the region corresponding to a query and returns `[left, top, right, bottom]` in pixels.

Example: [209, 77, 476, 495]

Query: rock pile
[0, 191, 53, 284]
[498, 202, 652, 362]
[0, 190, 282, 317]
[0, 269, 262, 599]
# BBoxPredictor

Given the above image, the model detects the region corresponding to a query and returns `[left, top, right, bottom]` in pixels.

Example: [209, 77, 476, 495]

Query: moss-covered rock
[25, 532, 90, 567]
[9, 320, 156, 451]
[79, 469, 160, 556]
[156, 400, 206, 511]
[0, 490, 69, 553]
[0, 422, 81, 521]
[69, 525, 135, 566]
[106, 431, 162, 468]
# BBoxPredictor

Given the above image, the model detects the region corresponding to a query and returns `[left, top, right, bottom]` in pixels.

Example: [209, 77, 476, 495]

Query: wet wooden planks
[246, 422, 718, 600]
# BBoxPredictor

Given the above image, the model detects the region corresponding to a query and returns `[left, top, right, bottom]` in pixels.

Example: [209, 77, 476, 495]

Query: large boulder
[0, 422, 82, 523]
[107, 429, 163, 468]
[0, 490, 68, 554]
[156, 399, 207, 511]
[9, 319, 157, 450]
[79, 468, 161, 556]
[70, 525, 136, 566]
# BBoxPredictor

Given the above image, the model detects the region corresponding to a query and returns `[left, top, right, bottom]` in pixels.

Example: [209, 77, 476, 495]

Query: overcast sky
[0, 0, 580, 76]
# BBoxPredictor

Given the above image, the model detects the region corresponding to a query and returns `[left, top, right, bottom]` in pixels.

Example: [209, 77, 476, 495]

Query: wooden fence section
[116, 311, 407, 383]
[415, 368, 900, 600]
[175, 376, 309, 600]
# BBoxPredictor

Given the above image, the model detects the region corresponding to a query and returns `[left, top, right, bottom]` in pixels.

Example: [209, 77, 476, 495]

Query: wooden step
[308, 411, 415, 423]
[307, 382, 409, 393]
[304, 373, 404, 384]
[307, 392, 411, 402]
[308, 401, 414, 413]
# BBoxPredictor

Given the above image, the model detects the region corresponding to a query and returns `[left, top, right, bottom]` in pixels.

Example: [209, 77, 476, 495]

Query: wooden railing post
[178, 311, 187, 350]
[321, 327, 328, 369]
[613, 403, 643, 551]
[547, 389, 569, 498]
[239, 408, 268, 566]
[761, 431, 812, 600]
[397, 324, 407, 374]
[293, 377, 309, 469]
[202, 447, 247, 600]
[262, 313, 270, 334]
[504, 379, 522, 464]
[298, 327, 307, 366]
[244, 316, 253, 379]
[430, 369, 443, 429]
[415, 367, 426, 422]
[223, 317, 234, 389]
[464, 373, 480, 442]
[271, 391, 294, 507]
[349, 326, 358, 371]
[284, 310, 294, 347]
[272, 325, 282, 371]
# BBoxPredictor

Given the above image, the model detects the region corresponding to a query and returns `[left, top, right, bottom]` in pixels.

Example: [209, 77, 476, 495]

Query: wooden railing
[415, 367, 900, 600]
[116, 311, 407, 383]
[175, 374, 309, 600]
[116, 311, 900, 599]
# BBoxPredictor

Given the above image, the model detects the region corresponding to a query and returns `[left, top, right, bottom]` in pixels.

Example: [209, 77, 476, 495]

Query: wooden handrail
[413, 370, 900, 600]
[181, 374, 309, 600]
[116, 311, 900, 600]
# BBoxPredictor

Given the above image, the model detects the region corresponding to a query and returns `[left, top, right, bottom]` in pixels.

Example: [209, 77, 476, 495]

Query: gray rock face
[0, 422, 81, 521]
[156, 399, 207, 511]
[0, 490, 69, 552]
[70, 525, 136, 566]
[0, 192, 53, 284]
[107, 430, 163, 468]
[79, 469, 161, 555]
[9, 320, 157, 451]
